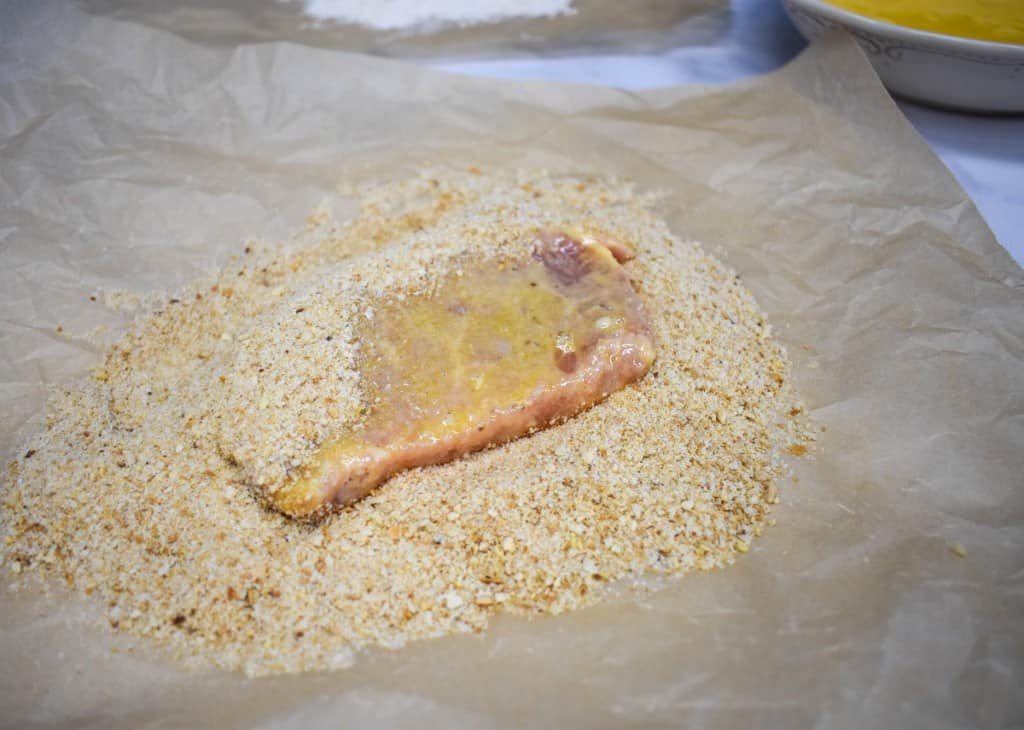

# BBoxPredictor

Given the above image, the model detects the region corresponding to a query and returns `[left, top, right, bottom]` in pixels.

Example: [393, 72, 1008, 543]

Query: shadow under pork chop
[268, 230, 656, 519]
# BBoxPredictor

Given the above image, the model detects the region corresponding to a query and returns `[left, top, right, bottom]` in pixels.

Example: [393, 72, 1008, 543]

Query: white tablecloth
[433, 0, 1024, 266]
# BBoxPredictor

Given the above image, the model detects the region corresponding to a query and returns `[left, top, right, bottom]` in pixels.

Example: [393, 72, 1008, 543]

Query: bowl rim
[784, 0, 1024, 59]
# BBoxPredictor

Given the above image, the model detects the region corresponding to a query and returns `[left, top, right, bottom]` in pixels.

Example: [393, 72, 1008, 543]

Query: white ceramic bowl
[782, 0, 1024, 113]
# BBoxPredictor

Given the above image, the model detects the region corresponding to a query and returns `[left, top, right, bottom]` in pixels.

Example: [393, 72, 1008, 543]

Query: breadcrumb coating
[1, 169, 813, 676]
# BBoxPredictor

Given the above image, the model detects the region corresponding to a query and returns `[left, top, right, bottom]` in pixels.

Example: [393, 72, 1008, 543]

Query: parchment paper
[75, 0, 729, 58]
[1, 5, 1022, 729]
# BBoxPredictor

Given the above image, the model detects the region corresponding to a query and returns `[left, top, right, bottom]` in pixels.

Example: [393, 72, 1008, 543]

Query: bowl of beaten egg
[782, 0, 1024, 113]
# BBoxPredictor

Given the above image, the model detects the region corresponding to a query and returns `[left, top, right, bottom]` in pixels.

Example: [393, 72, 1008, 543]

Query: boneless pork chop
[270, 230, 656, 518]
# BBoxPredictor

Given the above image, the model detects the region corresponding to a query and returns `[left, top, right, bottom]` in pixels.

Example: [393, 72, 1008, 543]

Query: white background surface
[433, 0, 1024, 266]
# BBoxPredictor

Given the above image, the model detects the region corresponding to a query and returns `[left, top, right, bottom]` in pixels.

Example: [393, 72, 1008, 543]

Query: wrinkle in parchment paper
[0, 6, 1022, 729]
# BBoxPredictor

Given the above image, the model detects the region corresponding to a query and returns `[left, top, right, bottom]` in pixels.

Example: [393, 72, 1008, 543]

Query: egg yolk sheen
[823, 0, 1024, 44]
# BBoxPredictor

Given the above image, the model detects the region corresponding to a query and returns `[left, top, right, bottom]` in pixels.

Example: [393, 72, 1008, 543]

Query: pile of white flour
[298, 0, 575, 31]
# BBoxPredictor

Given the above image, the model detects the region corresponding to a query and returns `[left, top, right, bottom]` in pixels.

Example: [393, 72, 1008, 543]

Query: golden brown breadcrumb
[1, 169, 813, 676]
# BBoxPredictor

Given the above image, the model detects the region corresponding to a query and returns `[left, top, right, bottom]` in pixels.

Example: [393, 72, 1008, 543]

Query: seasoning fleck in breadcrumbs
[1, 169, 813, 676]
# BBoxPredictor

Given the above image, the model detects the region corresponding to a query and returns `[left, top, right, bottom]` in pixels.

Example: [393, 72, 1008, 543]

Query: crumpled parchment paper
[1, 5, 1022, 729]
[75, 0, 729, 58]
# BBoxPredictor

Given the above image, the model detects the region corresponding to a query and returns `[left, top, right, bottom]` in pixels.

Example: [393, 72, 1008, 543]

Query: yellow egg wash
[822, 0, 1024, 44]
[361, 245, 627, 441]
[271, 233, 654, 517]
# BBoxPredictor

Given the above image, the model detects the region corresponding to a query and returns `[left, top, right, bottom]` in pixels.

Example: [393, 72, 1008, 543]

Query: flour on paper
[298, 0, 576, 31]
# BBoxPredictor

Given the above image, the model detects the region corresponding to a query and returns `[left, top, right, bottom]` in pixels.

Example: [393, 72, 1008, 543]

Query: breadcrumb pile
[1, 169, 813, 676]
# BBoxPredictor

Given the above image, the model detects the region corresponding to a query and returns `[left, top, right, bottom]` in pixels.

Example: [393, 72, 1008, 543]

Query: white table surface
[432, 0, 1024, 267]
